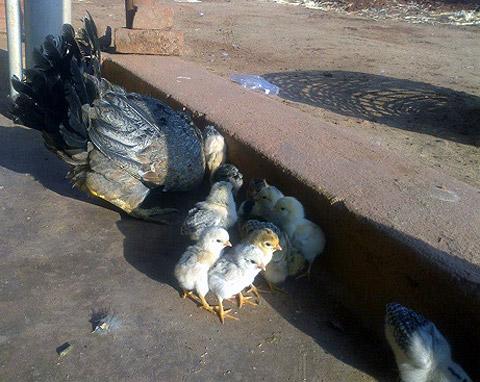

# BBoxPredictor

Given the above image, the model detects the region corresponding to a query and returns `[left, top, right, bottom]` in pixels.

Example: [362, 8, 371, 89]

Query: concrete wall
[102, 55, 480, 376]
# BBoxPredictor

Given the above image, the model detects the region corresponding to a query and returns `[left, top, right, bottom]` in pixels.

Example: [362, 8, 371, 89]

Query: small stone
[56, 342, 73, 357]
[115, 28, 184, 55]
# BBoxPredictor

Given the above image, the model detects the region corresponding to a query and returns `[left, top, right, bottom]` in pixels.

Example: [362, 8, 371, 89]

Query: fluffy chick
[208, 228, 281, 323]
[246, 178, 269, 199]
[211, 163, 244, 196]
[251, 184, 284, 219]
[385, 303, 471, 382]
[240, 219, 290, 290]
[203, 126, 226, 177]
[272, 196, 325, 278]
[181, 181, 238, 241]
[174, 227, 232, 311]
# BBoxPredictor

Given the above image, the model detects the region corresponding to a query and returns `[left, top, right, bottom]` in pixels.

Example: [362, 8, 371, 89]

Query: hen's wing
[86, 90, 204, 191]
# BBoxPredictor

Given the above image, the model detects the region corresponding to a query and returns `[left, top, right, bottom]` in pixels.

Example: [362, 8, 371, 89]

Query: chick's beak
[275, 244, 282, 251]
[225, 240, 232, 247]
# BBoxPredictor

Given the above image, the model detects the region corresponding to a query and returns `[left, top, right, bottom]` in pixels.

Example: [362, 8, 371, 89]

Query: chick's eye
[216, 239, 222, 243]
[249, 259, 256, 264]
[280, 207, 286, 211]
[265, 242, 271, 247]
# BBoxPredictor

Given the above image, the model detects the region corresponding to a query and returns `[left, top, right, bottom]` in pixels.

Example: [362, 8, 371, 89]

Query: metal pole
[24, 0, 64, 69]
[5, 0, 22, 97]
[63, 0, 71, 25]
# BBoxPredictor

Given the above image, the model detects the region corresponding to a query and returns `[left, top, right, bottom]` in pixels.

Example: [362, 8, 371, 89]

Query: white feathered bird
[272, 196, 325, 278]
[181, 181, 237, 240]
[385, 303, 471, 382]
[174, 227, 232, 311]
[203, 125, 226, 179]
[239, 219, 290, 290]
[208, 228, 281, 323]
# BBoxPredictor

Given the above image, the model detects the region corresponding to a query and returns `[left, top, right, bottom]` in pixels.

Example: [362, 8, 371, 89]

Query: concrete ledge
[102, 55, 480, 373]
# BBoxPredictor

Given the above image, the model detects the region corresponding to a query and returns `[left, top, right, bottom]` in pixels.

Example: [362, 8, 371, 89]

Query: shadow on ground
[264, 70, 480, 146]
[117, 184, 397, 381]
[118, 183, 480, 381]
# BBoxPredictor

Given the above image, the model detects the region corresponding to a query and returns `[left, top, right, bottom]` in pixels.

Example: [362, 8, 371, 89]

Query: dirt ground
[0, 1, 479, 381]
[70, 0, 480, 189]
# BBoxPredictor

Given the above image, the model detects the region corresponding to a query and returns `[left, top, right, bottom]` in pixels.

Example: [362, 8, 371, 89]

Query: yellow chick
[174, 227, 232, 311]
[287, 248, 307, 277]
[272, 196, 326, 278]
[208, 228, 281, 323]
[251, 185, 284, 220]
[203, 126, 226, 178]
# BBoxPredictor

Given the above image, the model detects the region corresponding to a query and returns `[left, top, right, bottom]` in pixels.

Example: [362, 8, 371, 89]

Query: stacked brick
[115, 0, 183, 55]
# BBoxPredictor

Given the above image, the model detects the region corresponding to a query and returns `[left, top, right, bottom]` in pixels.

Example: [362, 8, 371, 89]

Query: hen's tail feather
[11, 14, 108, 159]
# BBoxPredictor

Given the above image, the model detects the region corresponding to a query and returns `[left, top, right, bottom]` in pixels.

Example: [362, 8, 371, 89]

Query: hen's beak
[225, 240, 232, 247]
[257, 264, 266, 272]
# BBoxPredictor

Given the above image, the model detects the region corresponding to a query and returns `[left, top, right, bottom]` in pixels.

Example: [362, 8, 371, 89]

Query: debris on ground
[230, 74, 280, 95]
[90, 308, 121, 335]
[271, 0, 480, 25]
[56, 342, 73, 357]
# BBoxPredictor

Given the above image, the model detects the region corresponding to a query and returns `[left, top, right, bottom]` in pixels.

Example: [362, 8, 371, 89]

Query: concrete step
[102, 54, 480, 378]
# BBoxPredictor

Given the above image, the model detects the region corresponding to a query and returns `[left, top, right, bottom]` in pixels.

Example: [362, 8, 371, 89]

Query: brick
[114, 28, 183, 55]
[126, 0, 174, 30]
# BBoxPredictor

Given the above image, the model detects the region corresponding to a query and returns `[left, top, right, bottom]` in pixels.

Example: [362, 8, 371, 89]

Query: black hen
[11, 13, 206, 223]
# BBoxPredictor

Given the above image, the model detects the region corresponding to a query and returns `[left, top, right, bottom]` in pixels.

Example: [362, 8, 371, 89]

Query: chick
[272, 196, 325, 278]
[287, 248, 307, 277]
[251, 184, 284, 220]
[203, 126, 226, 177]
[246, 178, 269, 199]
[181, 181, 238, 241]
[174, 228, 232, 311]
[208, 228, 281, 323]
[385, 303, 471, 382]
[211, 163, 244, 196]
[240, 219, 290, 291]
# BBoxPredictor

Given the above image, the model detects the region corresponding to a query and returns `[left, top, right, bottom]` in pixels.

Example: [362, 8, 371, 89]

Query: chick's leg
[246, 284, 262, 304]
[198, 294, 214, 313]
[181, 290, 200, 303]
[214, 297, 238, 324]
[266, 280, 288, 294]
[237, 292, 258, 308]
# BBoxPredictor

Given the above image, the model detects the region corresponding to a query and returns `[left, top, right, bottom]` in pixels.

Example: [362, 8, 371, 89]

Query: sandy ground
[70, 0, 480, 189]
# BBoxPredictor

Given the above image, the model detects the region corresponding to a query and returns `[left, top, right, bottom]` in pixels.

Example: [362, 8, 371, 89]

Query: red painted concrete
[102, 54, 480, 373]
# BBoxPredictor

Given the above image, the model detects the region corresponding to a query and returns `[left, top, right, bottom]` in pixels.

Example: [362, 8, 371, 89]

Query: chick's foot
[266, 280, 288, 294]
[246, 284, 262, 304]
[237, 292, 258, 308]
[213, 300, 239, 324]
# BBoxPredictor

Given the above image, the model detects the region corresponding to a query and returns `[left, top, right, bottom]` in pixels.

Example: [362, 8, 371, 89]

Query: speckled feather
[211, 163, 244, 192]
[86, 88, 205, 191]
[386, 303, 429, 353]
